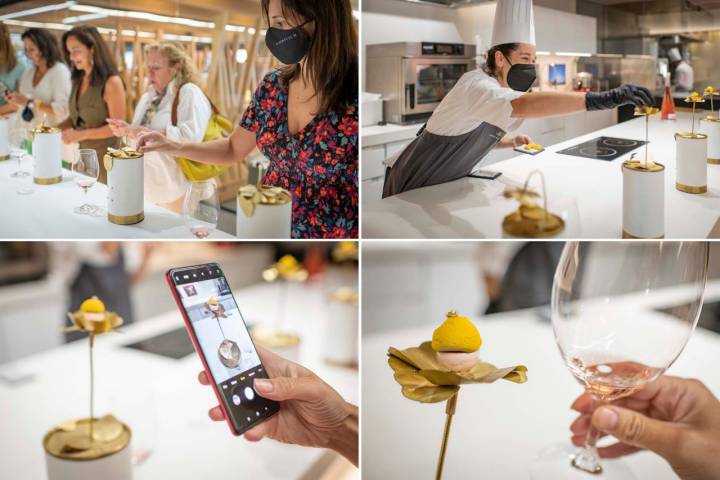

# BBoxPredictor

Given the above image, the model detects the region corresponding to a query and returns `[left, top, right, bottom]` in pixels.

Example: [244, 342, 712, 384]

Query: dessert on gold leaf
[388, 310, 527, 403]
[45, 297, 131, 462]
[388, 311, 527, 479]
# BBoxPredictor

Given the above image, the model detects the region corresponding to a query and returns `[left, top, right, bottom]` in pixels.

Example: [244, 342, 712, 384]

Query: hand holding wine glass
[570, 375, 720, 480]
[532, 241, 709, 479]
[72, 149, 100, 215]
[183, 180, 219, 239]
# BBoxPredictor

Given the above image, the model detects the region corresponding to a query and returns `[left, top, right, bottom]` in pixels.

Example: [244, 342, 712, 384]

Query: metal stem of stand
[645, 114, 650, 168]
[521, 170, 549, 221]
[692, 103, 696, 135]
[435, 392, 458, 480]
[89, 333, 95, 442]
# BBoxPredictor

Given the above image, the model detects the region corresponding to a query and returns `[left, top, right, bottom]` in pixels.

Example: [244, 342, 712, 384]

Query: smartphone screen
[167, 263, 279, 435]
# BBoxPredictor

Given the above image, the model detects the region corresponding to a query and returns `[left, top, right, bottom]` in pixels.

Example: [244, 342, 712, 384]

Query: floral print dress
[241, 70, 359, 239]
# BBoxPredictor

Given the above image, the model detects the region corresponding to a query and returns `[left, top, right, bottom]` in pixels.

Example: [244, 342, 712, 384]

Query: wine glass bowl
[183, 181, 219, 239]
[9, 127, 30, 178]
[72, 149, 100, 215]
[549, 241, 708, 476]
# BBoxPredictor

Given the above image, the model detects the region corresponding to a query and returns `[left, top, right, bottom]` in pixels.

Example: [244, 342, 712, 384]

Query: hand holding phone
[167, 263, 279, 436]
[197, 345, 359, 466]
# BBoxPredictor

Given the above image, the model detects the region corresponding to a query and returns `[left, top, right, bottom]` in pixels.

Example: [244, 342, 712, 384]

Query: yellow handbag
[171, 89, 233, 182]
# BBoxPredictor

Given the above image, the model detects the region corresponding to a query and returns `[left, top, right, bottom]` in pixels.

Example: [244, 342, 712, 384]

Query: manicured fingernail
[255, 379, 272, 392]
[594, 407, 619, 431]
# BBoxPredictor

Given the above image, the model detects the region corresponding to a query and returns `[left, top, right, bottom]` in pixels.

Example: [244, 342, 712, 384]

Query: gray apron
[65, 250, 133, 343]
[382, 121, 506, 198]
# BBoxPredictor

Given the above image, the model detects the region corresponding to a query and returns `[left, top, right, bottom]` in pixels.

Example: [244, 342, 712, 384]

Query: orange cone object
[661, 77, 677, 120]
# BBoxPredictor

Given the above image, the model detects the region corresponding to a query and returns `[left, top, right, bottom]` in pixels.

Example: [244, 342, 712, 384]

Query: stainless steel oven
[366, 42, 476, 125]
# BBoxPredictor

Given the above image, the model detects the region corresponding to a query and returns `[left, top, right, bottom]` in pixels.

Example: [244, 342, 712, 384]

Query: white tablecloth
[0, 281, 358, 480]
[363, 113, 720, 238]
[361, 283, 720, 479]
[0, 161, 234, 239]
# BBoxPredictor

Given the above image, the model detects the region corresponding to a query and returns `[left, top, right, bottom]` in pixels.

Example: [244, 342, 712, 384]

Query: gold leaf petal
[402, 385, 459, 403]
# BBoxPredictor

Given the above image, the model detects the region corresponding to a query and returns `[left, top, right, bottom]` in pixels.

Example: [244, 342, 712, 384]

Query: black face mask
[265, 20, 312, 65]
[503, 54, 537, 92]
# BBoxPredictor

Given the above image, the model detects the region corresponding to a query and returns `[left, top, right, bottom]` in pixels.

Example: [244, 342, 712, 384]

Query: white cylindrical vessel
[236, 186, 292, 239]
[105, 151, 144, 225]
[622, 160, 665, 239]
[675, 132, 708, 194]
[325, 288, 359, 367]
[44, 418, 132, 480]
[33, 128, 63, 185]
[701, 116, 720, 165]
[0, 116, 9, 160]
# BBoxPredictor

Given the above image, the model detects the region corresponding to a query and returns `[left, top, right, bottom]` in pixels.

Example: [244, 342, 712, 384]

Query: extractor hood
[397, 0, 493, 8]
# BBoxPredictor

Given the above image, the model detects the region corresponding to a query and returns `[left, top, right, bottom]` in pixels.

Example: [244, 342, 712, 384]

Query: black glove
[585, 84, 654, 111]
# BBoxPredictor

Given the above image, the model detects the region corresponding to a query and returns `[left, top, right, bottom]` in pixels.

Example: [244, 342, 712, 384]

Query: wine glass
[531, 241, 708, 479]
[72, 149, 100, 215]
[9, 127, 30, 178]
[183, 180, 219, 239]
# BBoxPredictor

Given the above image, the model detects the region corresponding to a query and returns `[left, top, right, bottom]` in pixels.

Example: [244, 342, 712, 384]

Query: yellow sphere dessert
[208, 296, 218, 305]
[80, 296, 106, 314]
[432, 311, 482, 372]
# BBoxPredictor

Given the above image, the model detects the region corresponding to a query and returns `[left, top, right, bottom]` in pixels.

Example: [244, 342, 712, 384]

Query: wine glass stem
[571, 397, 604, 474]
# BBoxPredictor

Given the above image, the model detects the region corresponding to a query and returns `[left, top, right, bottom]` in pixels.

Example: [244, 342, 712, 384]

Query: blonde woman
[108, 42, 212, 211]
[0, 22, 26, 118]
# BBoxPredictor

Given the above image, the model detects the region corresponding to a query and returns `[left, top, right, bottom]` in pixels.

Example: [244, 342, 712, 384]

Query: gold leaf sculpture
[50, 297, 127, 459]
[502, 170, 565, 238]
[388, 311, 527, 479]
[704, 86, 719, 119]
[684, 92, 705, 135]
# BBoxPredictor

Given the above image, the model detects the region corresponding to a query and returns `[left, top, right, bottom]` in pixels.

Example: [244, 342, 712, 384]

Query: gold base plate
[34, 175, 62, 185]
[622, 230, 665, 239]
[709, 158, 720, 165]
[108, 212, 144, 225]
[502, 207, 565, 238]
[0, 154, 9, 161]
[676, 183, 707, 194]
[43, 415, 131, 461]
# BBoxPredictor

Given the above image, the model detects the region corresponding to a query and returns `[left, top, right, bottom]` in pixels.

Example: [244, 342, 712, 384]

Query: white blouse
[131, 80, 212, 205]
[17, 62, 71, 128]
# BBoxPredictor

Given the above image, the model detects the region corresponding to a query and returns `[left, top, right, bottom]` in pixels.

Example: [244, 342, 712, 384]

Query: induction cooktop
[557, 136, 648, 161]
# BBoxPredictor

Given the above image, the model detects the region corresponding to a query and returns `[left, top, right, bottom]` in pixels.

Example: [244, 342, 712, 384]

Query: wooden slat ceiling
[0, 0, 266, 39]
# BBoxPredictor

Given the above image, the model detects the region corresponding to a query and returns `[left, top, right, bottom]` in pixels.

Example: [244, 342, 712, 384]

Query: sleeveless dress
[70, 78, 121, 184]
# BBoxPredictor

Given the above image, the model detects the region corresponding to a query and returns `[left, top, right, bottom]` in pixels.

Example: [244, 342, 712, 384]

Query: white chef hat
[491, 0, 536, 47]
[667, 47, 682, 62]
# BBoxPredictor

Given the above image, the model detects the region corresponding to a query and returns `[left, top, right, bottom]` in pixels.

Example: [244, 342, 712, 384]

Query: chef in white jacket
[668, 47, 694, 92]
[108, 42, 211, 211]
[382, 0, 654, 198]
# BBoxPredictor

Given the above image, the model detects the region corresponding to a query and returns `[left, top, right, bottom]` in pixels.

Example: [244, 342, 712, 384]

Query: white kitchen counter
[361, 122, 425, 148]
[362, 280, 720, 479]
[0, 280, 358, 480]
[0, 161, 235, 239]
[363, 112, 720, 238]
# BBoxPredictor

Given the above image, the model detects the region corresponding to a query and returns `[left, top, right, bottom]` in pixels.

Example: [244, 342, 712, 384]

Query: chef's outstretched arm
[511, 84, 653, 119]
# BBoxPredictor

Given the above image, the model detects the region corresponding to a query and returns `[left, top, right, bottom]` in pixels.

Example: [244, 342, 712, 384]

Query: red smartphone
[167, 263, 280, 436]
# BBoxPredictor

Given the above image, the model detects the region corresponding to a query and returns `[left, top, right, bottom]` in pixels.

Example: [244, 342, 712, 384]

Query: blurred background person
[107, 42, 213, 211]
[54, 242, 154, 342]
[479, 242, 564, 314]
[0, 22, 26, 118]
[58, 26, 125, 185]
[668, 47, 694, 92]
[3, 28, 70, 128]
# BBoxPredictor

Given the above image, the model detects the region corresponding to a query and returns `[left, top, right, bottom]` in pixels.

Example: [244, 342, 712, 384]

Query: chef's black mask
[265, 19, 313, 65]
[503, 53, 536, 92]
